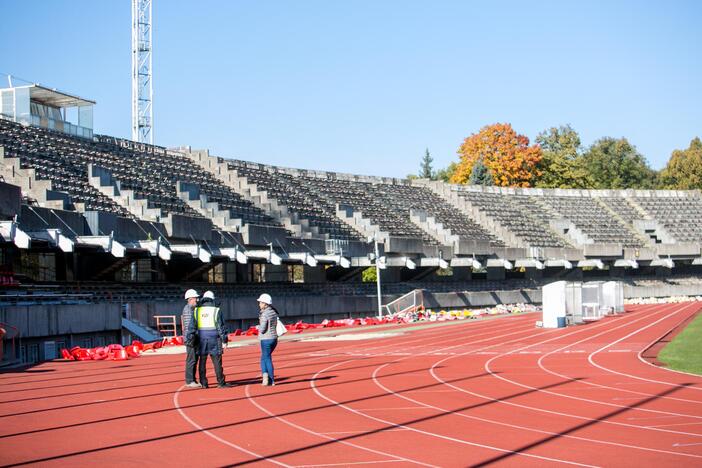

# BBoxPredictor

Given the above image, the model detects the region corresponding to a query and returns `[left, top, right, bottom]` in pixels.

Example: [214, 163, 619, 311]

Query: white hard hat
[184, 289, 199, 300]
[203, 290, 215, 300]
[257, 293, 272, 305]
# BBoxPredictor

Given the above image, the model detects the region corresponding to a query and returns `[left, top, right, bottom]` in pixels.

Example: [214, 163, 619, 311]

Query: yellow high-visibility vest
[195, 306, 219, 331]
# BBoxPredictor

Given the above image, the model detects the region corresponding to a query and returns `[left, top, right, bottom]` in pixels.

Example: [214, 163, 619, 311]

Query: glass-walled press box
[0, 84, 94, 138]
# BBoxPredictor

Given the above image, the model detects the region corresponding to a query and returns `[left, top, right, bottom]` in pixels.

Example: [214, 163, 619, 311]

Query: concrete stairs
[179, 148, 320, 238]
[416, 180, 521, 247]
[548, 219, 594, 246]
[409, 209, 458, 247]
[176, 181, 243, 232]
[594, 198, 651, 246]
[1, 149, 68, 210]
[88, 165, 164, 221]
[335, 204, 389, 243]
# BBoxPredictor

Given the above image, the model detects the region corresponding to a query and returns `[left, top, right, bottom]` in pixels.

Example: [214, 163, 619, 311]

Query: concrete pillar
[263, 264, 288, 282]
[450, 267, 472, 281]
[303, 265, 326, 283]
[525, 268, 543, 280]
[380, 267, 403, 283]
[487, 267, 505, 281]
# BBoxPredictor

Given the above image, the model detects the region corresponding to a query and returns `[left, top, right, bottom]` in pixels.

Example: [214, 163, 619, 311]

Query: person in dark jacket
[182, 289, 201, 388]
[187, 290, 229, 388]
[256, 293, 279, 386]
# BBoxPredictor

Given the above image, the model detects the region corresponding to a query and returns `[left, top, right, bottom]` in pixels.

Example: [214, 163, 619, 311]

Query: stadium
[1, 1, 701, 466]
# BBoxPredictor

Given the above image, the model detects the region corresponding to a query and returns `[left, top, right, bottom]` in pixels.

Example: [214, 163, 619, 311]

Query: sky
[1, 0, 701, 177]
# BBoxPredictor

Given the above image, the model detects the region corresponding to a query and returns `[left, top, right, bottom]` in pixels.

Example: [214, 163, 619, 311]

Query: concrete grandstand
[1, 83, 702, 366]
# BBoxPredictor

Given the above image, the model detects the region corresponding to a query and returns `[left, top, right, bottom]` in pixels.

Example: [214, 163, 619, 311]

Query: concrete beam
[0, 221, 31, 249]
[75, 235, 126, 258]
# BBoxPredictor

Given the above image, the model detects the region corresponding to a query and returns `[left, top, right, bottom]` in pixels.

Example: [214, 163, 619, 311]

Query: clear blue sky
[2, 0, 700, 177]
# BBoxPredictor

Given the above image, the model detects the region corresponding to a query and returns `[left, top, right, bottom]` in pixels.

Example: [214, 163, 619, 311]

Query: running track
[1, 301, 701, 467]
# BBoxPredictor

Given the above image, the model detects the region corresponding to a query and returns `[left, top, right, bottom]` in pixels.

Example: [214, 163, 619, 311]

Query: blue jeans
[260, 338, 278, 383]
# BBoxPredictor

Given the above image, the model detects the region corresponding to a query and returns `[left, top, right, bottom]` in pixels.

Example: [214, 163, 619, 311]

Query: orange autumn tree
[450, 123, 543, 187]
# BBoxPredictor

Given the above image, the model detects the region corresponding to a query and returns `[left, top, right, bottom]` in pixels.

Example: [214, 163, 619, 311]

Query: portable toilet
[542, 281, 567, 328]
[565, 281, 584, 324]
[602, 281, 624, 314]
[582, 281, 605, 320]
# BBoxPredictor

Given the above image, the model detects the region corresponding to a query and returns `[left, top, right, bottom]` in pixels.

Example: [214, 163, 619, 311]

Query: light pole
[374, 237, 382, 318]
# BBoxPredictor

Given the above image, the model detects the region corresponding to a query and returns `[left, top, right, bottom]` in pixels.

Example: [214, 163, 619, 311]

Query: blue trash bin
[556, 316, 567, 328]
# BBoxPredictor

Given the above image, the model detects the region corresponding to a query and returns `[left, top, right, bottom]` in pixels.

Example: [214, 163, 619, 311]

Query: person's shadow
[227, 375, 335, 386]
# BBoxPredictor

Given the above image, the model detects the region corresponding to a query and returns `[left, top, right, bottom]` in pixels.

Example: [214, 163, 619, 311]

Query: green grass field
[658, 312, 702, 376]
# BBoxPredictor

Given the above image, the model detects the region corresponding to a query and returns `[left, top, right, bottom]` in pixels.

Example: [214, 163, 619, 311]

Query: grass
[658, 311, 702, 376]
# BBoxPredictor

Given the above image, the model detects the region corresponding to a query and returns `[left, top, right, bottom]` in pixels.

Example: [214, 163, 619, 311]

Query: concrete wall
[0, 303, 121, 338]
[0, 181, 21, 218]
[8, 282, 702, 341]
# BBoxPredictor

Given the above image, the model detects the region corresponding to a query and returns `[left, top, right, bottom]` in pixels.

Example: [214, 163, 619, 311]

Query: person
[256, 293, 279, 386]
[187, 290, 229, 388]
[182, 289, 201, 388]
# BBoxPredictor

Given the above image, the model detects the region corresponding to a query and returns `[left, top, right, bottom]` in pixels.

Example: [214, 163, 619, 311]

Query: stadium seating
[3, 117, 702, 251]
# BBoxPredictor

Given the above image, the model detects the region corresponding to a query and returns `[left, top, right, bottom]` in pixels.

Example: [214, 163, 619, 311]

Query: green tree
[361, 267, 377, 282]
[534, 125, 592, 188]
[468, 157, 493, 185]
[659, 138, 702, 189]
[582, 137, 656, 189]
[434, 162, 457, 182]
[419, 148, 434, 178]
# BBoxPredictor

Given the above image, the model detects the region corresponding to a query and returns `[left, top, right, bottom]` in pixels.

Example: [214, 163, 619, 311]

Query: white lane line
[170, 316, 533, 467]
[173, 385, 292, 467]
[647, 422, 702, 429]
[354, 407, 434, 411]
[426, 305, 702, 445]
[320, 429, 410, 435]
[673, 442, 702, 447]
[494, 303, 702, 419]
[312, 359, 597, 468]
[588, 302, 702, 391]
[244, 385, 433, 467]
[295, 460, 405, 467]
[169, 320, 502, 466]
[365, 308, 702, 461]
[535, 303, 702, 405]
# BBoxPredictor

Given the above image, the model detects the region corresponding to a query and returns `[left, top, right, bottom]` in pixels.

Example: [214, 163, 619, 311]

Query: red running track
[1, 302, 701, 467]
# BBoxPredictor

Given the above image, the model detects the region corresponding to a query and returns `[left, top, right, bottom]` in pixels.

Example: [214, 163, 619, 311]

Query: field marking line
[243, 385, 432, 467]
[173, 385, 292, 467]
[588, 302, 702, 391]
[426, 305, 702, 441]
[535, 302, 702, 405]
[311, 358, 597, 468]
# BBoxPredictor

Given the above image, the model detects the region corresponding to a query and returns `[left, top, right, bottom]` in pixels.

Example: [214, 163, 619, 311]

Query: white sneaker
[185, 382, 202, 388]
[262, 373, 269, 386]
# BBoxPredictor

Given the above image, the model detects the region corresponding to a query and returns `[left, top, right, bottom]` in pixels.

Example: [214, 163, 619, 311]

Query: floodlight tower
[131, 0, 153, 144]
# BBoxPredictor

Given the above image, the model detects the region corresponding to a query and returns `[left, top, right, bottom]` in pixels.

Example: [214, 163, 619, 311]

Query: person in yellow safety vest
[186, 290, 229, 388]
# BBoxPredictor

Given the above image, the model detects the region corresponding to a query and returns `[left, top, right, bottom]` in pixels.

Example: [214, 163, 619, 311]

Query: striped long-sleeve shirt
[181, 303, 194, 334]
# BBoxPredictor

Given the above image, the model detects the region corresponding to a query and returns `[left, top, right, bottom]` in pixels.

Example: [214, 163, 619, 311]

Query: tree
[361, 267, 377, 282]
[419, 148, 434, 179]
[534, 125, 592, 188]
[450, 123, 542, 187]
[434, 162, 457, 182]
[659, 137, 702, 189]
[468, 157, 493, 185]
[582, 137, 657, 189]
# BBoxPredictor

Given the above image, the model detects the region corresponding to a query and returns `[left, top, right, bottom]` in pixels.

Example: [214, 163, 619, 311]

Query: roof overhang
[6, 84, 96, 108]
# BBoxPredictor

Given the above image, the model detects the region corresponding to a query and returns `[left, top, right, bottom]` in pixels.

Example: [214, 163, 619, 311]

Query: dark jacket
[186, 298, 228, 354]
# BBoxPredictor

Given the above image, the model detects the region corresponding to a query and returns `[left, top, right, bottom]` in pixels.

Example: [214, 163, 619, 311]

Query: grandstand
[1, 82, 702, 366]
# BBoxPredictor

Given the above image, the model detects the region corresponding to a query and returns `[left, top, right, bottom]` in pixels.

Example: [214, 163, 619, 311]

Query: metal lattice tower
[131, 0, 153, 144]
